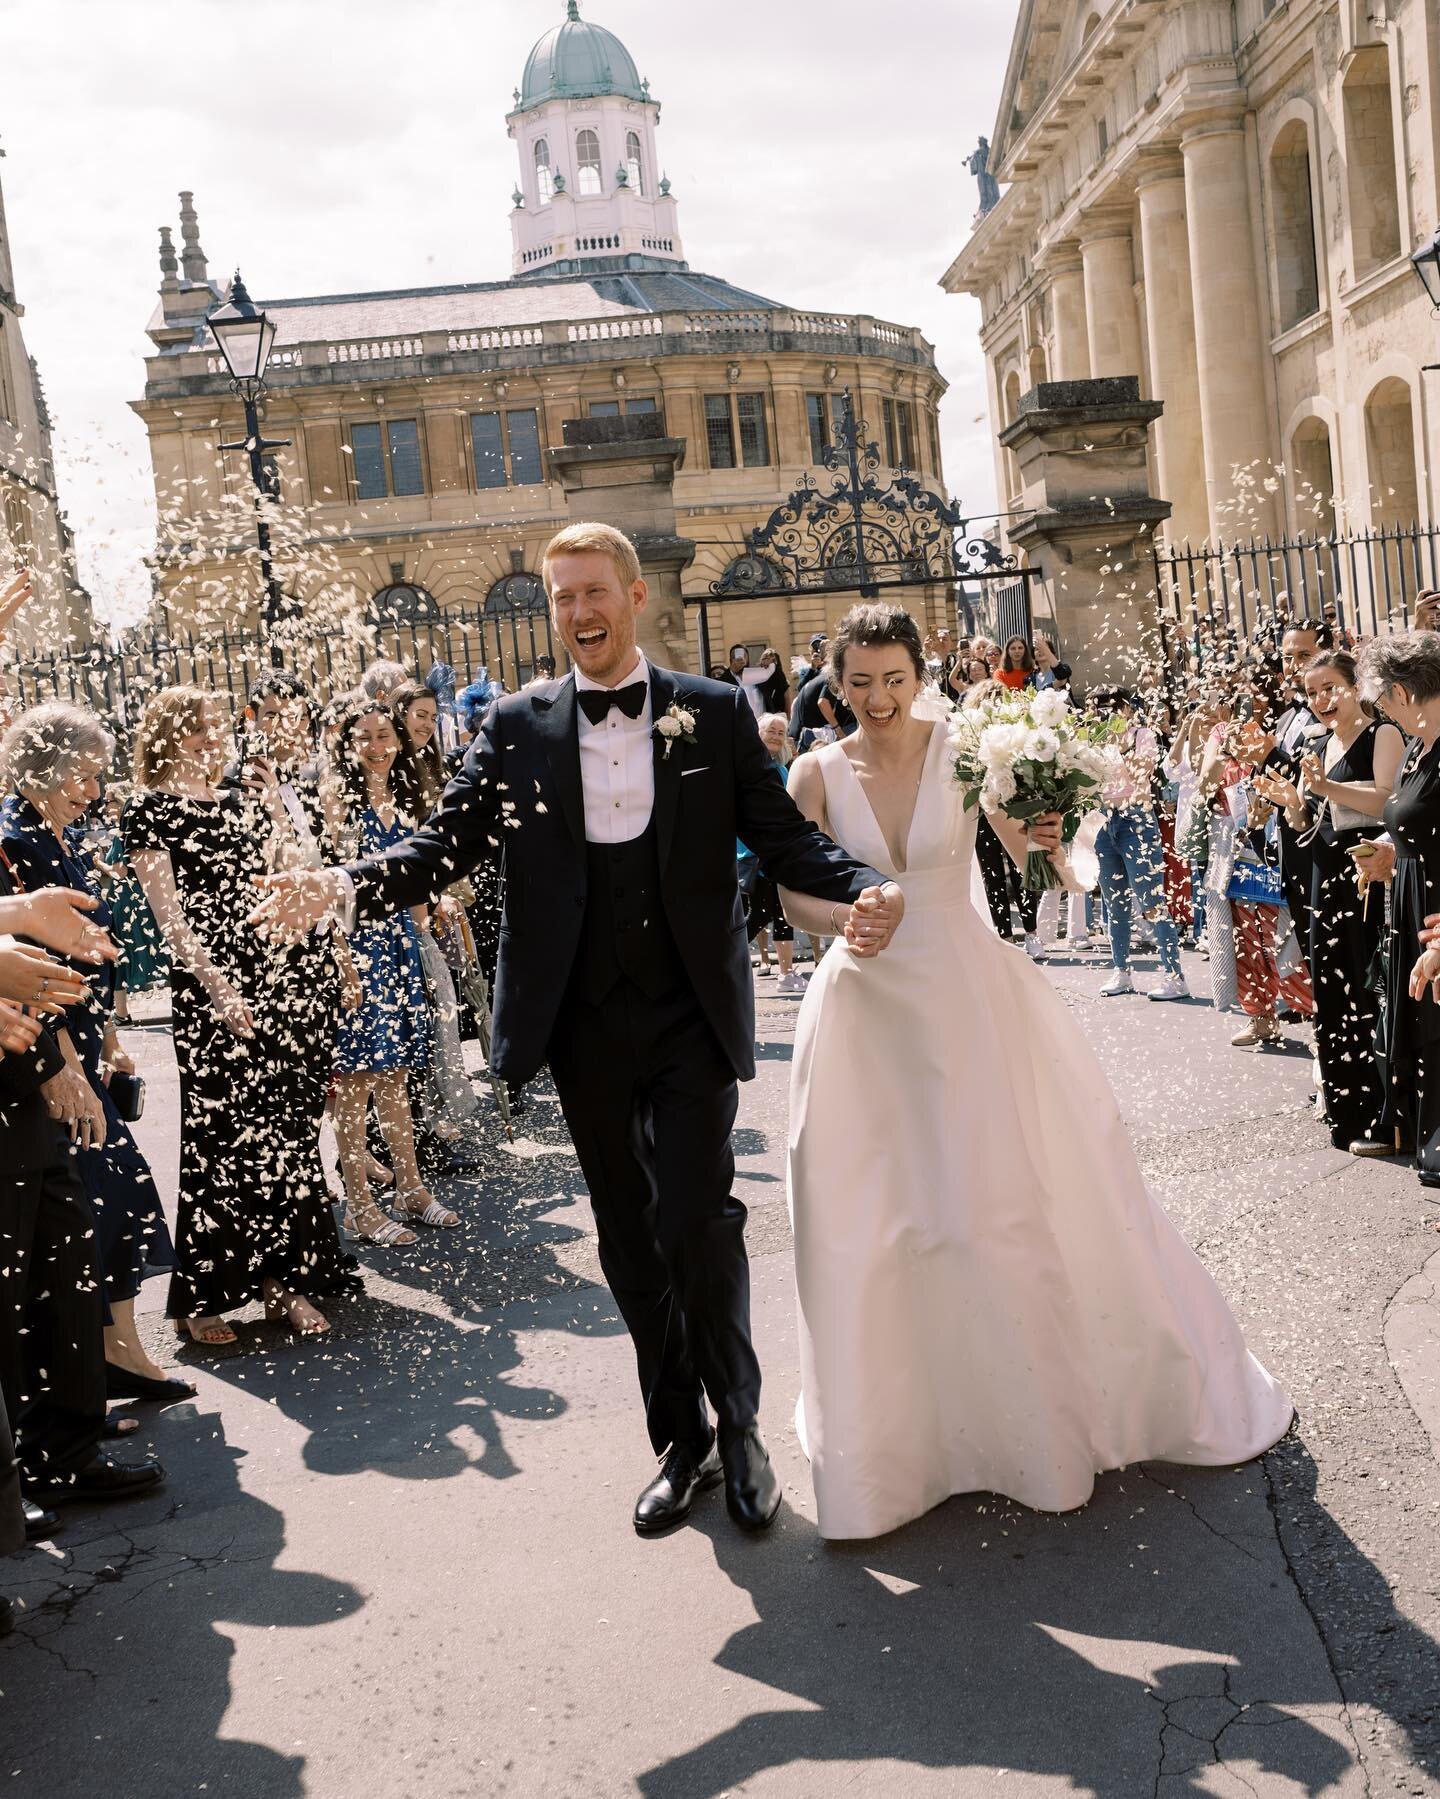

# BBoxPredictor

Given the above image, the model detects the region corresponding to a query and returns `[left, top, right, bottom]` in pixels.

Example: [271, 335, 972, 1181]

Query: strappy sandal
[173, 1316, 239, 1346]
[342, 1201, 416, 1247]
[395, 1189, 460, 1229]
[263, 1284, 331, 1337]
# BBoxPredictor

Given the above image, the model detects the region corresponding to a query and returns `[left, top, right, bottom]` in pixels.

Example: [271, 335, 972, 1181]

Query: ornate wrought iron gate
[707, 390, 1038, 662]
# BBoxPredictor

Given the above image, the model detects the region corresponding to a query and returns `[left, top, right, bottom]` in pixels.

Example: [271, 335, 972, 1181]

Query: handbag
[1225, 861, 1284, 907]
[108, 1070, 146, 1123]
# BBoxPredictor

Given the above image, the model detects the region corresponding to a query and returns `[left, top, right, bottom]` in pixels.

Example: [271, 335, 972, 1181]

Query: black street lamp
[1413, 228, 1440, 376]
[207, 270, 292, 665]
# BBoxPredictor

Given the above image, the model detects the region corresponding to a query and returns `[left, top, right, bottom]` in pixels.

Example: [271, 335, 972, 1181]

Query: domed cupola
[506, 2, 685, 279]
[517, 0, 649, 113]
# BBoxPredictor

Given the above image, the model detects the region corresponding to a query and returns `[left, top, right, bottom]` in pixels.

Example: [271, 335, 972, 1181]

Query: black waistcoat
[575, 823, 685, 1004]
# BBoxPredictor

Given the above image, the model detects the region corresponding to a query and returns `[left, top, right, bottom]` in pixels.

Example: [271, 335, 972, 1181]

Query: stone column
[1135, 154, 1210, 546]
[1181, 116, 1278, 538]
[999, 378, 1171, 686]
[1040, 244, 1091, 383]
[1079, 214, 1144, 381]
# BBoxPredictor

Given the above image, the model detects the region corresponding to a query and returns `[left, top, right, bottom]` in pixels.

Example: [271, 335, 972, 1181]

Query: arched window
[625, 131, 644, 195]
[368, 582, 440, 627]
[576, 129, 602, 196]
[1269, 121, 1321, 330]
[1003, 369, 1022, 502]
[1028, 346, 1048, 392]
[485, 571, 547, 616]
[1289, 416, 1337, 538]
[1342, 49, 1401, 278]
[1365, 377, 1420, 530]
[534, 138, 553, 205]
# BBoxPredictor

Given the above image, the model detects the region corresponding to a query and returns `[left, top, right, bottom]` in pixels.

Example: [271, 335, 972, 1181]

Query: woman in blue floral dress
[326, 695, 456, 1242]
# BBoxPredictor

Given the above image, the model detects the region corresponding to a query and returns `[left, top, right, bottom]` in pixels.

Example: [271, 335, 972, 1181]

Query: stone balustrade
[169, 305, 934, 396]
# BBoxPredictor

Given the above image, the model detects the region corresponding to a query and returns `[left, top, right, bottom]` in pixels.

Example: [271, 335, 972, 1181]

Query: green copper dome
[517, 2, 649, 113]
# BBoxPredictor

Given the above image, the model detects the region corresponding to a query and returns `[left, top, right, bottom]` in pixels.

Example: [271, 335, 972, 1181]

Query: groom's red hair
[542, 522, 642, 596]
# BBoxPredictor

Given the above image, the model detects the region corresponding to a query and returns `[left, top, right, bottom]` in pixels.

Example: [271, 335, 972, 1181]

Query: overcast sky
[1, 0, 1013, 626]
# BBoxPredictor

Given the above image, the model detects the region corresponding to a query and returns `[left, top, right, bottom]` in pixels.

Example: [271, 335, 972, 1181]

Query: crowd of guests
[0, 572, 512, 1630]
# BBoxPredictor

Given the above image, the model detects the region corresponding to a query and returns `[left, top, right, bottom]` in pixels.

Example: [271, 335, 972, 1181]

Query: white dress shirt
[574, 652, 655, 844]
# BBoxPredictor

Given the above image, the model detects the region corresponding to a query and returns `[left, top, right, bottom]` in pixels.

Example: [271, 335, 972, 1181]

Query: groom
[251, 522, 902, 1535]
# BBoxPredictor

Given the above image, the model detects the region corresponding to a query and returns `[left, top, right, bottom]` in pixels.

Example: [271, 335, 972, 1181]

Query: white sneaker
[1147, 975, 1190, 1002]
[1099, 969, 1135, 996]
[1023, 933, 1045, 961]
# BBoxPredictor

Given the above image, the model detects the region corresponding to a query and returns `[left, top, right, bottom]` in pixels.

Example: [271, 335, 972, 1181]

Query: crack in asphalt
[1135, 1465, 1266, 1568]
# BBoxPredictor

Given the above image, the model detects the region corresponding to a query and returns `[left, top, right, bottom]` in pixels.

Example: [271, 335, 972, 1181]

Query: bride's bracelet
[830, 903, 846, 934]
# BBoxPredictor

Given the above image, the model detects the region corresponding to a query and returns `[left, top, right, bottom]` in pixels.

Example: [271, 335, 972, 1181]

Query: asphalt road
[2, 941, 1438, 1798]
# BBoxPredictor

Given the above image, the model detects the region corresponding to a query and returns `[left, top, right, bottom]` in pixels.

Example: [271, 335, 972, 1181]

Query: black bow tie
[578, 681, 647, 726]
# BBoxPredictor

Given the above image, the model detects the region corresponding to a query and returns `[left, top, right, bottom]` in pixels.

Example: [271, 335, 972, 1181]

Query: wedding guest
[1359, 635, 1440, 1182]
[0, 867, 164, 1509]
[996, 636, 1035, 691]
[1254, 652, 1401, 1150]
[358, 660, 410, 703]
[125, 686, 360, 1341]
[1033, 634, 1061, 690]
[1089, 690, 1189, 1003]
[0, 703, 189, 1403]
[744, 714, 806, 994]
[392, 681, 481, 1145]
[325, 694, 456, 1238]
[1258, 623, 1323, 948]
[755, 649, 789, 717]
[98, 788, 168, 1022]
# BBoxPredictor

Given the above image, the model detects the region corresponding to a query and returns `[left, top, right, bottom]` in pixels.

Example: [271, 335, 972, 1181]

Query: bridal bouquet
[948, 688, 1124, 890]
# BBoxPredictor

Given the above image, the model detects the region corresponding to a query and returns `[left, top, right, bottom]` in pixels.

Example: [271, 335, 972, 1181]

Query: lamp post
[206, 270, 291, 665]
[1413, 227, 1440, 374]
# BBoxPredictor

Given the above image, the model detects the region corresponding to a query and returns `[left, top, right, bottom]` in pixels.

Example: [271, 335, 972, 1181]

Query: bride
[778, 602, 1293, 1541]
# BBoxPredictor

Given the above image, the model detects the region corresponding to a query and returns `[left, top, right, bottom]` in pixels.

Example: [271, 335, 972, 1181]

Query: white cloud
[0, 0, 1011, 627]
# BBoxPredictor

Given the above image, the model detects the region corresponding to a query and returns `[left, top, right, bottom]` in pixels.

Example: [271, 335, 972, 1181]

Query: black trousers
[548, 978, 761, 1461]
[0, 1150, 105, 1487]
[975, 814, 1038, 938]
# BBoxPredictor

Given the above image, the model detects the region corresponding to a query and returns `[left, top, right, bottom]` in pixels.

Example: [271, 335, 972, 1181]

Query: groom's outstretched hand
[846, 882, 905, 958]
[248, 869, 347, 942]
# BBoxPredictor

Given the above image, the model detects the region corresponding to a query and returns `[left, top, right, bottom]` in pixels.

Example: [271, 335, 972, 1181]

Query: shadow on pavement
[638, 1440, 1436, 1798]
[1, 1409, 362, 1798]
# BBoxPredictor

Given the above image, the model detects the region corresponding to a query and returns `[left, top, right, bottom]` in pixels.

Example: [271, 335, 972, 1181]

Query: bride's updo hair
[827, 602, 926, 692]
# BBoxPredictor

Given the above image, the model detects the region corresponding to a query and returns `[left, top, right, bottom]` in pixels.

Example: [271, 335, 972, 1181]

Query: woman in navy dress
[325, 694, 455, 1243]
[0, 702, 186, 1402]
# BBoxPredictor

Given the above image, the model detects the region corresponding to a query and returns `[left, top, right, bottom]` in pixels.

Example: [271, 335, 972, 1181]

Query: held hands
[844, 883, 905, 958]
[0, 939, 90, 1013]
[248, 869, 343, 942]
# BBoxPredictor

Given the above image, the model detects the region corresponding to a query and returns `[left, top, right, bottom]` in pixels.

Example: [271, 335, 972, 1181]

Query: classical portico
[944, 0, 1440, 550]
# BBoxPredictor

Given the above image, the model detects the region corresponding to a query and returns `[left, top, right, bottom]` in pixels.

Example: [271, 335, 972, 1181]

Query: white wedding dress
[788, 722, 1293, 1540]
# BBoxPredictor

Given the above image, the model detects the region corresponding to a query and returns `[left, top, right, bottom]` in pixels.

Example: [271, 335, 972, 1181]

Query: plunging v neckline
[837, 721, 940, 877]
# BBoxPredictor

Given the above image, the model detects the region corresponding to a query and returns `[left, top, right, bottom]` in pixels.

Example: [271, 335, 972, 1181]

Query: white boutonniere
[654, 700, 697, 760]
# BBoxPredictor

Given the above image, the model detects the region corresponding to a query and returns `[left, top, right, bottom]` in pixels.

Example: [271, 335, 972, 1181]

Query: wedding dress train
[788, 723, 1293, 1540]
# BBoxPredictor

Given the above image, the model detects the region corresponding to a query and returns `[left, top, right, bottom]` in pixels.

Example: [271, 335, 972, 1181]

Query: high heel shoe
[105, 1363, 197, 1402]
[394, 1188, 460, 1229]
[341, 1201, 416, 1247]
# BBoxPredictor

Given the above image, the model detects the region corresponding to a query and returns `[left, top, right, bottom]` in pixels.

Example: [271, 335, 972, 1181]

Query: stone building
[134, 2, 946, 679]
[0, 147, 93, 653]
[943, 0, 1440, 551]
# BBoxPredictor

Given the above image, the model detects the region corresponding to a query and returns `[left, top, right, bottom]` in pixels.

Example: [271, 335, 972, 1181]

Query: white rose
[1030, 689, 1069, 730]
[657, 716, 681, 738]
[983, 767, 1019, 809]
[1024, 727, 1060, 764]
[979, 722, 1028, 770]
[680, 712, 696, 734]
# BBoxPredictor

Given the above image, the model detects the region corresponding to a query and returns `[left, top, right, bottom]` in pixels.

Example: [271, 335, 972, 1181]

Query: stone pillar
[1135, 154, 1210, 546]
[1181, 116, 1279, 538]
[999, 378, 1172, 686]
[1040, 245, 1091, 382]
[1079, 214, 1144, 380]
[547, 414, 697, 670]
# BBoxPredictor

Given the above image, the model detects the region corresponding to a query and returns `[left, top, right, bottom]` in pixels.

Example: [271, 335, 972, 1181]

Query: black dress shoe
[29, 1456, 165, 1506]
[22, 1499, 58, 1541]
[720, 1425, 781, 1533]
[633, 1442, 723, 1535]
[105, 1363, 197, 1403]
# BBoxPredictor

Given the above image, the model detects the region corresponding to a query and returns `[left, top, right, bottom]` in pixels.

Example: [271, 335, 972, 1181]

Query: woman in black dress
[0, 702, 186, 1401]
[124, 686, 359, 1342]
[1255, 653, 1402, 1151]
[1357, 636, 1440, 1181]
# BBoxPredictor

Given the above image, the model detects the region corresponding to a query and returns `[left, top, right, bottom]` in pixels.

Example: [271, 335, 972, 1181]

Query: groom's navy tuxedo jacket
[349, 662, 884, 1088]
